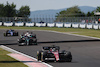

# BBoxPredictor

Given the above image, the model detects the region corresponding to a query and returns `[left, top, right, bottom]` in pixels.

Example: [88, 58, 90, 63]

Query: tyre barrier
[0, 22, 100, 30]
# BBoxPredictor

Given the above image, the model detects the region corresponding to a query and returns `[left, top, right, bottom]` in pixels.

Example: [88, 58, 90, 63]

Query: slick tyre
[41, 51, 47, 62]
[17, 32, 19, 36]
[65, 51, 72, 62]
[4, 33, 8, 36]
[37, 51, 42, 61]
[33, 39, 37, 45]
[4, 33, 6, 36]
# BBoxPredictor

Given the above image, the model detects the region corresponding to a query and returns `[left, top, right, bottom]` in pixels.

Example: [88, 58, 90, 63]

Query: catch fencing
[0, 16, 100, 23]
[0, 17, 100, 30]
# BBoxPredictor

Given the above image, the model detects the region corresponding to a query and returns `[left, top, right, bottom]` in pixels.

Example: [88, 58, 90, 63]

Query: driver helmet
[52, 48, 56, 52]
[27, 34, 31, 37]
[25, 31, 29, 36]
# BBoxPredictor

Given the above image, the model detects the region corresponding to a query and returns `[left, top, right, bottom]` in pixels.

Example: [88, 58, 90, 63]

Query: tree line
[56, 6, 100, 18]
[0, 2, 30, 17]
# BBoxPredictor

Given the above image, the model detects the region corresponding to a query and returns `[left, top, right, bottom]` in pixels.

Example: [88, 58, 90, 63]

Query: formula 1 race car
[37, 45, 72, 62]
[4, 29, 18, 36]
[17, 33, 37, 46]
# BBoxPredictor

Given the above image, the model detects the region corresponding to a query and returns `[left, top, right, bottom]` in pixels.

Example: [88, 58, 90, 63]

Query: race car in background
[37, 45, 72, 62]
[4, 29, 18, 36]
[17, 32, 37, 46]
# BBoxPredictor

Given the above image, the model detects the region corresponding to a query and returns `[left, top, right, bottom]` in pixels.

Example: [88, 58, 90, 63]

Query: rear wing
[43, 46, 60, 50]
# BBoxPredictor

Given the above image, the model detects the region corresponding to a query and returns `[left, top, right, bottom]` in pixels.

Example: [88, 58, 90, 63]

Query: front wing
[43, 53, 70, 61]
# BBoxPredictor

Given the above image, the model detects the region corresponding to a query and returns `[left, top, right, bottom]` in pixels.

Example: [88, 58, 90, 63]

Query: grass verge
[0, 48, 28, 67]
[0, 26, 100, 38]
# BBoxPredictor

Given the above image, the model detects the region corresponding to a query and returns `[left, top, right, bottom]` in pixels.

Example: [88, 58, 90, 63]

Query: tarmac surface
[0, 29, 100, 67]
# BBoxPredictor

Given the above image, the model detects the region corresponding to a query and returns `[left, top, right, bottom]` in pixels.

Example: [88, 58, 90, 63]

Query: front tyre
[37, 51, 42, 61]
[41, 51, 47, 62]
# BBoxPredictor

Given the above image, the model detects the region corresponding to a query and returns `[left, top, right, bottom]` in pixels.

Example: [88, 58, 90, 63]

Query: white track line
[33, 30, 100, 40]
[6, 29, 100, 39]
[0, 45, 53, 67]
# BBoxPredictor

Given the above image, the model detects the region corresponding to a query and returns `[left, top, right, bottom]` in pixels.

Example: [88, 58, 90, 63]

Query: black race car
[4, 30, 18, 36]
[17, 33, 37, 46]
[37, 45, 72, 62]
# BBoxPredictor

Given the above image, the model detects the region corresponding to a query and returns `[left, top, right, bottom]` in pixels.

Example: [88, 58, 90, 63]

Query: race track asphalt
[0, 29, 100, 67]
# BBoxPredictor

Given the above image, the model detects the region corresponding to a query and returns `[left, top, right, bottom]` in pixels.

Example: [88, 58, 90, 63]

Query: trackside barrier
[86, 23, 93, 29]
[0, 22, 2, 26]
[15, 22, 24, 26]
[64, 23, 71, 28]
[56, 22, 63, 28]
[25, 22, 34, 27]
[1, 21, 100, 30]
[41, 23, 46, 27]
[93, 24, 99, 29]
[98, 25, 100, 29]
[72, 23, 79, 28]
[47, 23, 55, 27]
[35, 22, 46, 27]
[4, 22, 13, 27]
[35, 23, 41, 27]
[79, 23, 86, 28]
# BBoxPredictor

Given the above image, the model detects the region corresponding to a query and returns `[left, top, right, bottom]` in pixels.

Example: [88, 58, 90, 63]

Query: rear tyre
[17, 32, 19, 36]
[4, 33, 8, 36]
[61, 50, 72, 62]
[33, 39, 37, 45]
[4, 33, 6, 36]
[34, 40, 37, 45]
[34, 42, 37, 45]
[65, 51, 72, 62]
[32, 34, 36, 38]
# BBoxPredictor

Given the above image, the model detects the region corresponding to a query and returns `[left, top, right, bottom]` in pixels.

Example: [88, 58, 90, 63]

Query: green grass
[0, 48, 28, 67]
[0, 26, 100, 38]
